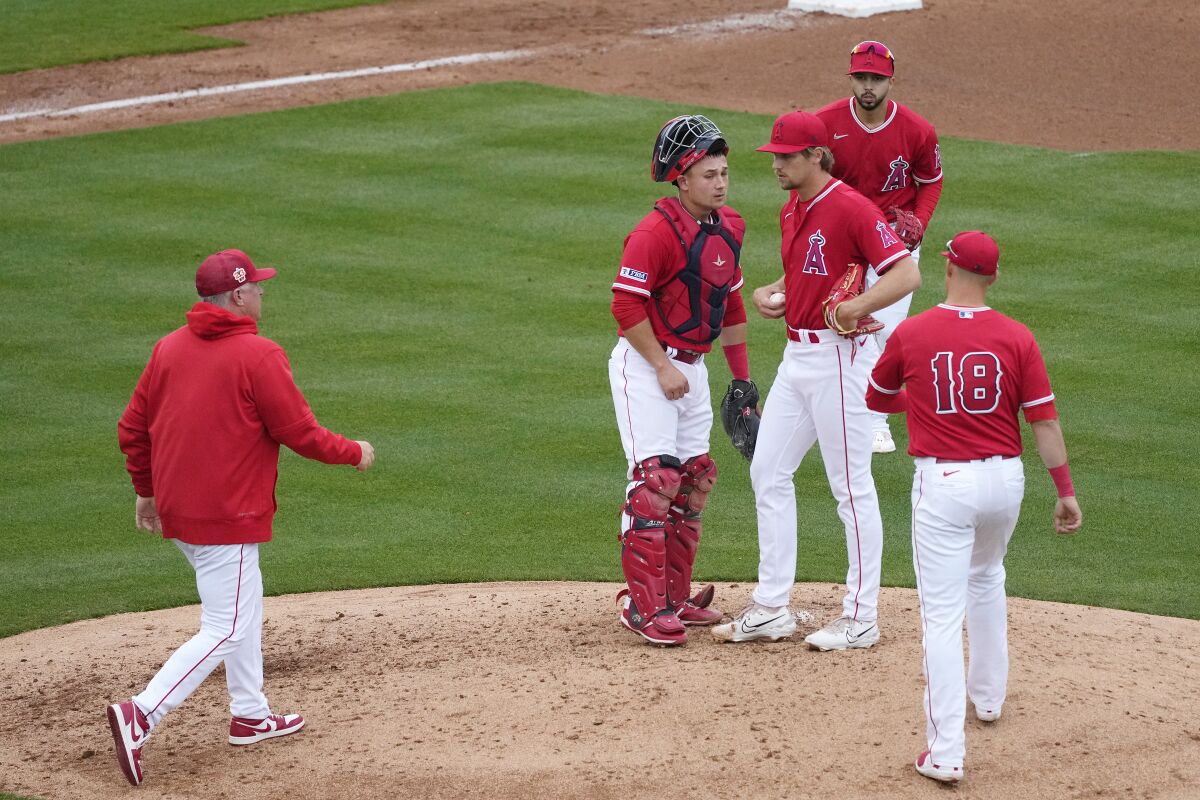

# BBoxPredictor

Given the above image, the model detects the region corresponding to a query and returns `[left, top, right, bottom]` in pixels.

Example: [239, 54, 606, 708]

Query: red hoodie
[119, 303, 363, 545]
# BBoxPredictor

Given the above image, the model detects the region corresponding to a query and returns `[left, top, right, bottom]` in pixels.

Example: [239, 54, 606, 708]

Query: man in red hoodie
[107, 249, 374, 786]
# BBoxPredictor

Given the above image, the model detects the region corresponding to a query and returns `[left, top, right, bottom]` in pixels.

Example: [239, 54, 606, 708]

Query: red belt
[787, 329, 822, 344]
[659, 342, 704, 364]
[934, 455, 1019, 464]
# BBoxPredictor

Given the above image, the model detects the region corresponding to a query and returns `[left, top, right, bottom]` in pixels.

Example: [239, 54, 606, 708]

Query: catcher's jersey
[868, 304, 1058, 459]
[778, 179, 909, 330]
[613, 199, 745, 352]
[816, 98, 942, 215]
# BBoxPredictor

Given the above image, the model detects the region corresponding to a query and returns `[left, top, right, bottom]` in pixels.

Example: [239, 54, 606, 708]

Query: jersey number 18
[931, 351, 1002, 414]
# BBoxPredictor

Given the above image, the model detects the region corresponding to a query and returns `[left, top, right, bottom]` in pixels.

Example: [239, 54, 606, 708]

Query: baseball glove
[720, 380, 760, 461]
[822, 262, 885, 338]
[887, 206, 924, 250]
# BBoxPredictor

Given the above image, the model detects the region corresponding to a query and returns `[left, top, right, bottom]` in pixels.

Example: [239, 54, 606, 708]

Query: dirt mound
[1, 582, 1197, 799]
[1, 0, 1197, 149]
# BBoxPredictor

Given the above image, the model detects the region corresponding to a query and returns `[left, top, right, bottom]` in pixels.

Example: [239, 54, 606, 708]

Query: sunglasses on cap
[850, 40, 894, 61]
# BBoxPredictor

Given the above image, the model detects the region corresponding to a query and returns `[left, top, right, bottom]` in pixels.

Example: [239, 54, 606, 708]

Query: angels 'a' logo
[802, 230, 828, 275]
[881, 155, 910, 192]
[876, 220, 901, 248]
[933, 143, 942, 171]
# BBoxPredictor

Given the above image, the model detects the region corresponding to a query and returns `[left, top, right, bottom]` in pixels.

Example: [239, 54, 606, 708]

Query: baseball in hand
[768, 291, 786, 307]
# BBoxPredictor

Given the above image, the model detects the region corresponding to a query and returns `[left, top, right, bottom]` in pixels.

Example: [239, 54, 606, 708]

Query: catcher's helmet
[652, 115, 728, 183]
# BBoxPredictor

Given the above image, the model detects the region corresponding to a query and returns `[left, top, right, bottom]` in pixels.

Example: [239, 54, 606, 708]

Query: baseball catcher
[823, 262, 885, 338]
[606, 113, 757, 646]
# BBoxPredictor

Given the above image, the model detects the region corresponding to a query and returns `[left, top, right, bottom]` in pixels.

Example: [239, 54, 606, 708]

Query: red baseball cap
[756, 111, 830, 154]
[942, 231, 1000, 276]
[848, 40, 895, 77]
[195, 249, 277, 296]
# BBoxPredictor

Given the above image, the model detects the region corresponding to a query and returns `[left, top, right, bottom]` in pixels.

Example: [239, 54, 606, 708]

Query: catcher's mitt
[720, 379, 760, 461]
[887, 206, 924, 250]
[822, 262, 885, 338]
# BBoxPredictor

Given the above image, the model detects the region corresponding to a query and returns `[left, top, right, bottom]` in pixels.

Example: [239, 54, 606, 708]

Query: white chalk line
[641, 10, 811, 37]
[0, 48, 538, 124]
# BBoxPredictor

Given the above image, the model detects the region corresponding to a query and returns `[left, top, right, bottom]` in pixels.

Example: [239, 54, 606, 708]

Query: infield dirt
[1, 1, 1198, 798]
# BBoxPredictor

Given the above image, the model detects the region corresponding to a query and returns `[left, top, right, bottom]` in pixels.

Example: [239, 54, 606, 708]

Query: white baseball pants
[911, 455, 1024, 768]
[134, 541, 270, 727]
[860, 246, 921, 433]
[749, 332, 883, 619]
[608, 338, 712, 478]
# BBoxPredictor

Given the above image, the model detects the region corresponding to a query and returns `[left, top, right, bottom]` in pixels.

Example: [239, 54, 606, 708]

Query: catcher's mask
[652, 115, 728, 183]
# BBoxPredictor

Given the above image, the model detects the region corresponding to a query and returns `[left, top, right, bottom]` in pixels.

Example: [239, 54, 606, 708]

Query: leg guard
[619, 456, 685, 643]
[666, 454, 722, 624]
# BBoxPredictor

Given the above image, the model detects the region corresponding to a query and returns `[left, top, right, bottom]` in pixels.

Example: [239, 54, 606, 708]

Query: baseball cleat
[229, 713, 306, 745]
[975, 706, 1002, 722]
[106, 699, 151, 786]
[617, 592, 687, 646]
[676, 583, 723, 625]
[871, 429, 896, 454]
[914, 750, 963, 783]
[712, 604, 810, 642]
[804, 616, 880, 651]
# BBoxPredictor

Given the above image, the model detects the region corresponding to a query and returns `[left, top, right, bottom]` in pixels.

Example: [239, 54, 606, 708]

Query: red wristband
[1048, 463, 1074, 498]
[722, 342, 750, 381]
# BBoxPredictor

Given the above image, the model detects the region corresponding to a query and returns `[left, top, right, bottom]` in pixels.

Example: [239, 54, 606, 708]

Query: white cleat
[804, 616, 880, 651]
[712, 604, 812, 643]
[871, 429, 896, 454]
[975, 706, 1002, 722]
[915, 750, 963, 783]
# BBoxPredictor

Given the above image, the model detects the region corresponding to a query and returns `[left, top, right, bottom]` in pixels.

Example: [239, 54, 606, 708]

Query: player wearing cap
[712, 111, 919, 649]
[816, 40, 944, 455]
[865, 231, 1083, 782]
[609, 114, 754, 646]
[107, 249, 375, 786]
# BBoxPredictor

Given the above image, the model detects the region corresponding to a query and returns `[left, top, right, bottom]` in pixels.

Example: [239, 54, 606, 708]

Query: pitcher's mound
[1, 582, 1197, 799]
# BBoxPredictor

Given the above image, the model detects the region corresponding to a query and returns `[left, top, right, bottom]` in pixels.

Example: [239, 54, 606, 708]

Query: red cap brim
[756, 143, 812, 154]
[251, 267, 277, 282]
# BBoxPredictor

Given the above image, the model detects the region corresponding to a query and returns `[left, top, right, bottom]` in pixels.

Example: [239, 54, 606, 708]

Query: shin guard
[666, 454, 721, 623]
[619, 455, 682, 625]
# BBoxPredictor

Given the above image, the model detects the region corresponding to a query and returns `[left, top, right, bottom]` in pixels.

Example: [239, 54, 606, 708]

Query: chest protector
[652, 198, 744, 345]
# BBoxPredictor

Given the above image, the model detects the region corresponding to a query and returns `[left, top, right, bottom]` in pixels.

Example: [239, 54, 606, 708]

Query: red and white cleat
[229, 713, 306, 745]
[676, 583, 723, 625]
[106, 699, 150, 786]
[617, 590, 687, 646]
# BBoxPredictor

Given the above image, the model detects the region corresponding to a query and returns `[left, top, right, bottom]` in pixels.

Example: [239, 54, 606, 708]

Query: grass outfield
[0, 82, 1197, 640]
[0, 0, 387, 74]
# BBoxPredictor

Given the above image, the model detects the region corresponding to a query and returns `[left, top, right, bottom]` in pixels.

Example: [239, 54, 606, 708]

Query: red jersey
[778, 179, 910, 330]
[816, 98, 942, 217]
[612, 198, 745, 352]
[866, 304, 1058, 459]
[119, 304, 362, 545]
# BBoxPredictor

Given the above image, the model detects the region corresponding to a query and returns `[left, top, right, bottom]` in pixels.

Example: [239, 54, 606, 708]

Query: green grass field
[1, 82, 1198, 645]
[0, 0, 387, 74]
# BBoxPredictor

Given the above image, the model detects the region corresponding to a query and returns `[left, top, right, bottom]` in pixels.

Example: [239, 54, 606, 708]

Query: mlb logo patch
[958, 310, 974, 319]
[620, 266, 649, 283]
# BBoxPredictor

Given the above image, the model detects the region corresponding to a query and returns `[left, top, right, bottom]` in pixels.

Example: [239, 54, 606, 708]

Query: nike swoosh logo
[741, 614, 785, 632]
[943, 470, 960, 477]
[833, 133, 848, 139]
[245, 720, 275, 733]
[846, 623, 877, 642]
